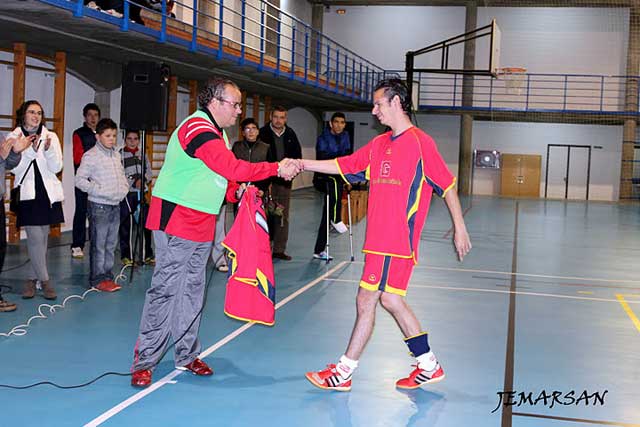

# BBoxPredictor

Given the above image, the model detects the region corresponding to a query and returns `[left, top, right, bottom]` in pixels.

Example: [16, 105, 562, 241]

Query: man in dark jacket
[259, 106, 302, 260]
[232, 118, 271, 197]
[312, 112, 351, 260]
[71, 103, 100, 259]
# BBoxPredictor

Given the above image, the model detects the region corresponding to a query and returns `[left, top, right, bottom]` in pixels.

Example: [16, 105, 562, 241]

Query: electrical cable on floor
[0, 266, 217, 390]
[0, 288, 99, 338]
[1, 241, 106, 337]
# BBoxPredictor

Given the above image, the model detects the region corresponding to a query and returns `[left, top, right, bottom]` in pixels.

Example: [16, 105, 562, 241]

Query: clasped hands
[277, 158, 304, 180]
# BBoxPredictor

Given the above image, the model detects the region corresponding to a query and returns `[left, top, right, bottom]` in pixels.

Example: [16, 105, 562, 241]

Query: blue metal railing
[391, 70, 640, 115]
[40, 0, 386, 103]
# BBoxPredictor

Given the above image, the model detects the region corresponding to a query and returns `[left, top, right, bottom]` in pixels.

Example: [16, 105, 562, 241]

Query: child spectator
[119, 130, 154, 266]
[75, 118, 129, 292]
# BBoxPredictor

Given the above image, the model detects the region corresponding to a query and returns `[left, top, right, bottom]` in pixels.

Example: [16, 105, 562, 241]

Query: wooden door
[500, 154, 522, 197]
[500, 154, 542, 197]
[519, 155, 541, 197]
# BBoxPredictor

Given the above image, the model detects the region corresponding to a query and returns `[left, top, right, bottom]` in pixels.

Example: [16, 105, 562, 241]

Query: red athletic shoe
[177, 358, 213, 376]
[131, 369, 152, 387]
[305, 364, 352, 392]
[396, 363, 445, 390]
[96, 280, 121, 292]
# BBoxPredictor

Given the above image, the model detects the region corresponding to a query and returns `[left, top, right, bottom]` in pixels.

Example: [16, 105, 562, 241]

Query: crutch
[346, 186, 354, 262]
[324, 182, 331, 265]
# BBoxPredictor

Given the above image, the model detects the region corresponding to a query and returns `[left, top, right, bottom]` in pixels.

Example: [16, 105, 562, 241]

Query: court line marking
[349, 261, 640, 284]
[326, 278, 640, 304]
[84, 261, 348, 427]
[616, 294, 640, 333]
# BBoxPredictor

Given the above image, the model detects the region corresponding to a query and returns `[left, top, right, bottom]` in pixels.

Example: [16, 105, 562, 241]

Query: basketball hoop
[497, 67, 527, 95]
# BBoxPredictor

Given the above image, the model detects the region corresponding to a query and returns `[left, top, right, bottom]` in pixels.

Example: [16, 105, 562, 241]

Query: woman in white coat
[9, 100, 64, 300]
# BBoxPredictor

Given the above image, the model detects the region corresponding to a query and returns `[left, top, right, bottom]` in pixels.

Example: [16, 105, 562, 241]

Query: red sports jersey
[336, 127, 455, 262]
[222, 187, 276, 326]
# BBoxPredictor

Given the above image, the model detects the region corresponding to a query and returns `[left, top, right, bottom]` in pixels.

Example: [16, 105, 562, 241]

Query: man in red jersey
[130, 77, 300, 388]
[302, 78, 472, 391]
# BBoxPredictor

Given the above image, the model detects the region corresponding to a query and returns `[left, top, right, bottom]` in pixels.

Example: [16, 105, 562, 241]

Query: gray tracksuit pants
[133, 230, 212, 371]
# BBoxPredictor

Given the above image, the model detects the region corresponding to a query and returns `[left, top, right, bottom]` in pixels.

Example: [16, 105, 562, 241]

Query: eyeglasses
[26, 110, 43, 116]
[217, 98, 242, 110]
[243, 127, 258, 132]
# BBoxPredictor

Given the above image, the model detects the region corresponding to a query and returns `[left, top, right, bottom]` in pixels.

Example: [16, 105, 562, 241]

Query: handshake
[277, 158, 304, 181]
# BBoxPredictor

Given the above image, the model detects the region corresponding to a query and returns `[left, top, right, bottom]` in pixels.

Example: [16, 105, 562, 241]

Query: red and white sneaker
[305, 364, 352, 392]
[396, 363, 445, 390]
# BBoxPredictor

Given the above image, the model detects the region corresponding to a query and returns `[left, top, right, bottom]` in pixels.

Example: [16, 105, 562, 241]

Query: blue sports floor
[1, 189, 639, 427]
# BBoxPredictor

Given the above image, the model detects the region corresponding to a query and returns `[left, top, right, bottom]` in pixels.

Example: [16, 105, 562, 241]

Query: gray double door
[545, 144, 592, 200]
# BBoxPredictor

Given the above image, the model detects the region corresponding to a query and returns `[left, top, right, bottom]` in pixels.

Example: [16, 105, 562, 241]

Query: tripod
[122, 129, 152, 282]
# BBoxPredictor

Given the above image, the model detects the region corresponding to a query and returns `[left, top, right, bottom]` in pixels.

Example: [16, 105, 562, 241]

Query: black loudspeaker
[474, 150, 501, 169]
[120, 61, 170, 131]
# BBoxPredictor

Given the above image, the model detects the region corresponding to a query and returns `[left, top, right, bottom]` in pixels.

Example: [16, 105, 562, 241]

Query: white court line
[349, 261, 640, 285]
[84, 261, 347, 427]
[327, 278, 640, 304]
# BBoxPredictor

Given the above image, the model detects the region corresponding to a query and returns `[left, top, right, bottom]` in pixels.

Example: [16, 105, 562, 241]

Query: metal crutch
[346, 186, 354, 262]
[324, 183, 331, 265]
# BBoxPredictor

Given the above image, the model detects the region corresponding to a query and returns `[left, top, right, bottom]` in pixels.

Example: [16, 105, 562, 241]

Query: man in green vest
[131, 77, 300, 387]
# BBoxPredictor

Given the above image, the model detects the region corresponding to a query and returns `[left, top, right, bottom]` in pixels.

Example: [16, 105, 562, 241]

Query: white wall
[472, 121, 622, 201]
[323, 6, 630, 75]
[323, 6, 465, 71]
[287, 106, 318, 189]
[478, 8, 629, 75]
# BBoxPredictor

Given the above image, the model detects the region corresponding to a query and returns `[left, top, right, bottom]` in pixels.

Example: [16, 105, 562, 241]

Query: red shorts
[359, 253, 415, 296]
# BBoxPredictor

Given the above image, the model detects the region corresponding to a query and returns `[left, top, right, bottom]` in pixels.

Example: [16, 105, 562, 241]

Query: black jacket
[259, 125, 302, 187]
[231, 138, 271, 193]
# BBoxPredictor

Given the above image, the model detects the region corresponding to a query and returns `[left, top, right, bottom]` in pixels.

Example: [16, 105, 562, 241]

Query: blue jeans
[89, 201, 120, 287]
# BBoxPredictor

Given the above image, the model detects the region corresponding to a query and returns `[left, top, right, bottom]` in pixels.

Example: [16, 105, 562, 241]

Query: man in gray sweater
[0, 133, 32, 312]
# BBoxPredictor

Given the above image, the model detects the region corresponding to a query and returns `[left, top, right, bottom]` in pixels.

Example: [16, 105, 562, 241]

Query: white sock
[416, 351, 438, 372]
[336, 355, 358, 380]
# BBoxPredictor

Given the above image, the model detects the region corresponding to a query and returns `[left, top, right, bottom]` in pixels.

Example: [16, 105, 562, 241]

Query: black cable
[0, 264, 218, 390]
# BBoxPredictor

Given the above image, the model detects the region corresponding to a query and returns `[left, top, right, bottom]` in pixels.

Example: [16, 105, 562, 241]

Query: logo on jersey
[380, 161, 391, 177]
[368, 274, 377, 282]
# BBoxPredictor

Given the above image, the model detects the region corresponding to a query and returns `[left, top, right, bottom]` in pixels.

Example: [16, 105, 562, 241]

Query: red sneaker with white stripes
[396, 363, 445, 390]
[305, 364, 352, 392]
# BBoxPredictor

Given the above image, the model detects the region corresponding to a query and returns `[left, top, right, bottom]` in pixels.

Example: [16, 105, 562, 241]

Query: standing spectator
[259, 106, 302, 260]
[119, 130, 154, 266]
[312, 112, 351, 260]
[71, 103, 100, 259]
[75, 119, 129, 292]
[0, 134, 31, 312]
[232, 118, 270, 213]
[9, 101, 64, 300]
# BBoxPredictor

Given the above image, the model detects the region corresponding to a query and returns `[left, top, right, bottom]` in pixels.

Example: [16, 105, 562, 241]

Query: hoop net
[497, 67, 527, 95]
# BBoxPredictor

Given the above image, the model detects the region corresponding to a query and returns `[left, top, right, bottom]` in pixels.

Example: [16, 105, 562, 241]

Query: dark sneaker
[42, 281, 57, 300]
[272, 252, 292, 261]
[22, 280, 36, 299]
[0, 299, 17, 312]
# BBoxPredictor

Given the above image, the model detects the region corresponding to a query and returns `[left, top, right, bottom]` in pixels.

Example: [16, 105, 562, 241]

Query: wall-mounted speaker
[474, 150, 501, 169]
[120, 61, 170, 131]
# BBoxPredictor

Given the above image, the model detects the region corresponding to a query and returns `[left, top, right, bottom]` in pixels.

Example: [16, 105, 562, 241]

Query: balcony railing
[39, 0, 387, 102]
[392, 70, 640, 114]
